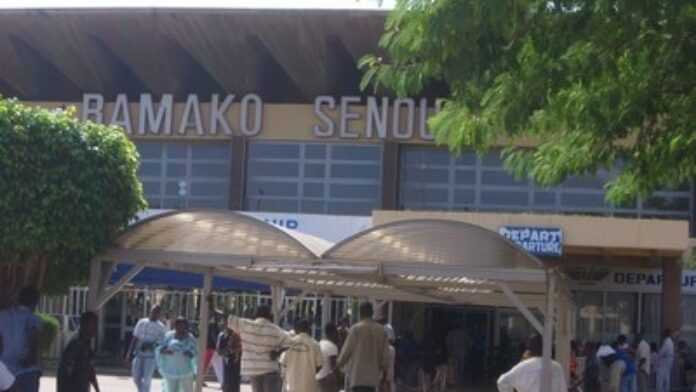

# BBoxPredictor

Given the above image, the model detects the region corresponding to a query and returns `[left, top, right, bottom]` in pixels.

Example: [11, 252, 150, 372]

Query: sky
[0, 0, 395, 9]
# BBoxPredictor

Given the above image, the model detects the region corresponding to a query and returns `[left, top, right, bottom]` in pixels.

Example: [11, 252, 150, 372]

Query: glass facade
[244, 142, 382, 216]
[399, 145, 693, 219]
[136, 142, 231, 209]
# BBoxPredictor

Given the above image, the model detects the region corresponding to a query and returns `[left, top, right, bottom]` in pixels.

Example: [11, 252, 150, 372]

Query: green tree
[361, 0, 696, 204]
[0, 98, 146, 307]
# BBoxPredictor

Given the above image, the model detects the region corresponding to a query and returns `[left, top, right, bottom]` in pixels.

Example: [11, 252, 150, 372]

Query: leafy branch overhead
[0, 99, 146, 296]
[361, 0, 696, 204]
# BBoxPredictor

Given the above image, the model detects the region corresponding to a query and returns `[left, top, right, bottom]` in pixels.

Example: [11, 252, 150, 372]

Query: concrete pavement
[39, 374, 252, 392]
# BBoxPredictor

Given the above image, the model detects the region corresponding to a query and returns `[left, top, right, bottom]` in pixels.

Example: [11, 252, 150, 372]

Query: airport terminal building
[1, 7, 694, 363]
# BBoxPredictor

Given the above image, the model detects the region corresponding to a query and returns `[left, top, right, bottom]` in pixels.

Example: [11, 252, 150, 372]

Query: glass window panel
[146, 198, 162, 209]
[190, 182, 227, 197]
[454, 152, 476, 166]
[642, 294, 661, 345]
[305, 144, 327, 159]
[481, 170, 527, 186]
[166, 144, 188, 159]
[303, 183, 324, 198]
[247, 181, 298, 197]
[561, 193, 606, 209]
[403, 168, 449, 184]
[247, 198, 298, 212]
[328, 201, 375, 215]
[604, 292, 636, 340]
[454, 170, 476, 184]
[165, 182, 181, 196]
[401, 187, 449, 204]
[162, 198, 186, 209]
[247, 161, 299, 177]
[142, 181, 161, 196]
[643, 195, 690, 212]
[301, 200, 326, 214]
[165, 163, 187, 178]
[330, 164, 380, 179]
[402, 148, 450, 166]
[188, 198, 227, 209]
[480, 190, 528, 206]
[332, 145, 380, 161]
[190, 143, 229, 159]
[534, 192, 556, 206]
[330, 184, 379, 199]
[681, 296, 696, 349]
[136, 142, 163, 159]
[575, 292, 604, 343]
[191, 163, 229, 178]
[249, 143, 300, 159]
[481, 152, 503, 167]
[453, 189, 475, 204]
[304, 164, 325, 178]
[138, 162, 162, 177]
[563, 175, 605, 189]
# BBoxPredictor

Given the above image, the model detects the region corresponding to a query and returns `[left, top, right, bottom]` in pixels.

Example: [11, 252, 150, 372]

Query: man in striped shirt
[228, 305, 291, 392]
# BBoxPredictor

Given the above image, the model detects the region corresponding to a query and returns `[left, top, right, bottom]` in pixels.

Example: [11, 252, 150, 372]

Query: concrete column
[661, 258, 683, 332]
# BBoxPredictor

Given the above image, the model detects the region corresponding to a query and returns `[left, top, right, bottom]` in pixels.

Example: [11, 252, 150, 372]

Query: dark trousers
[351, 387, 376, 392]
[222, 359, 241, 392]
[249, 372, 281, 392]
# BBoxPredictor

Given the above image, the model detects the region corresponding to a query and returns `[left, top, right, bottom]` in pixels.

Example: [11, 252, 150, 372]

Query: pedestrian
[316, 323, 340, 392]
[445, 320, 470, 386]
[0, 287, 42, 392]
[614, 338, 637, 392]
[126, 305, 167, 392]
[657, 329, 675, 392]
[584, 342, 601, 392]
[56, 312, 100, 392]
[496, 333, 567, 392]
[598, 346, 626, 392]
[337, 317, 351, 351]
[228, 305, 292, 392]
[279, 319, 323, 392]
[203, 310, 222, 387]
[156, 317, 198, 392]
[217, 326, 241, 392]
[635, 332, 651, 392]
[383, 325, 396, 392]
[335, 302, 390, 392]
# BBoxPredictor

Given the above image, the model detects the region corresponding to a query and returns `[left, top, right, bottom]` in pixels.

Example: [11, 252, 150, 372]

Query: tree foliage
[361, 0, 696, 204]
[0, 98, 146, 302]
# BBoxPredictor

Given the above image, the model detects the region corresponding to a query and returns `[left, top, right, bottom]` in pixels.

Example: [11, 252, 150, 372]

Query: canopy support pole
[271, 286, 285, 323]
[96, 263, 146, 309]
[195, 270, 213, 392]
[499, 282, 543, 334]
[321, 293, 331, 330]
[555, 280, 572, 383]
[87, 259, 103, 311]
[541, 270, 556, 392]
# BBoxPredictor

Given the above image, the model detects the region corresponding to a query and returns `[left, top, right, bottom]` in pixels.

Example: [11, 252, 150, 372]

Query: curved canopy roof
[102, 210, 551, 308]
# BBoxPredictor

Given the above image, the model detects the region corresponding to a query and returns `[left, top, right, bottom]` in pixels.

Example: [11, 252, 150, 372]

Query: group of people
[569, 329, 679, 392]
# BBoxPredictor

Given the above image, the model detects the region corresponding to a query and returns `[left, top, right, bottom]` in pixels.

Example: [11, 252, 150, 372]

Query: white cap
[384, 324, 395, 342]
[596, 345, 616, 359]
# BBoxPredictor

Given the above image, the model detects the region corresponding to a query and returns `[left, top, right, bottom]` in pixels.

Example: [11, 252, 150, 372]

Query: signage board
[241, 211, 371, 243]
[498, 226, 563, 257]
[566, 266, 696, 294]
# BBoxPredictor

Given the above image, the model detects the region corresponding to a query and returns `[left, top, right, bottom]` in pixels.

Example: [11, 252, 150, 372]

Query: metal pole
[195, 271, 213, 392]
[541, 270, 556, 392]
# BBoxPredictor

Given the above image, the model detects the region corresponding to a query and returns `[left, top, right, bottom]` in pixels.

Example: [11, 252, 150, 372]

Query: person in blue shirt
[0, 287, 42, 392]
[615, 336, 637, 392]
[156, 317, 198, 392]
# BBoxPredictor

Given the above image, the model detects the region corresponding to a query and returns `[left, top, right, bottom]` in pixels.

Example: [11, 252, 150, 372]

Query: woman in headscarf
[156, 317, 198, 392]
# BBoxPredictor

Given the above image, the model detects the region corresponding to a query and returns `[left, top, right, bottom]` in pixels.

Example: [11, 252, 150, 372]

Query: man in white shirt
[0, 361, 15, 392]
[126, 305, 167, 392]
[316, 323, 340, 392]
[280, 319, 323, 392]
[497, 334, 567, 392]
[657, 329, 675, 392]
[635, 332, 651, 392]
[228, 305, 292, 392]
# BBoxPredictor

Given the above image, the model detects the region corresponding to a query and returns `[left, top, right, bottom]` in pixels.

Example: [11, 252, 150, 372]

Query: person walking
[156, 317, 198, 392]
[335, 302, 390, 392]
[317, 323, 340, 392]
[228, 305, 292, 392]
[657, 329, 675, 392]
[598, 346, 627, 392]
[203, 311, 222, 386]
[217, 326, 242, 392]
[280, 319, 323, 392]
[615, 339, 637, 392]
[0, 287, 42, 392]
[635, 333, 651, 392]
[126, 305, 167, 392]
[56, 312, 100, 392]
[496, 334, 567, 392]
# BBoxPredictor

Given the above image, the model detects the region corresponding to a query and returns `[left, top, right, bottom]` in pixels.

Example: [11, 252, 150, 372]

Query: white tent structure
[87, 210, 574, 392]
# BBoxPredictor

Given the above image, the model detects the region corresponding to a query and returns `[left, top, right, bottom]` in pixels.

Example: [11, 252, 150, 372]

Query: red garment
[204, 348, 215, 372]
